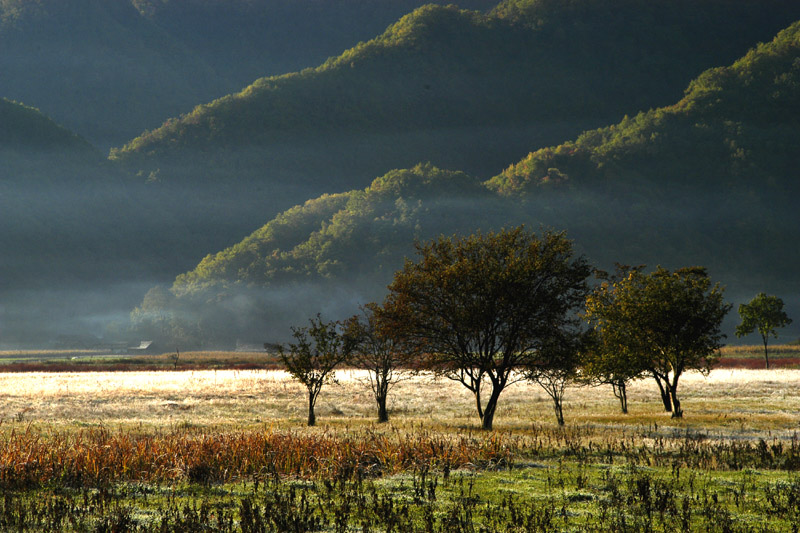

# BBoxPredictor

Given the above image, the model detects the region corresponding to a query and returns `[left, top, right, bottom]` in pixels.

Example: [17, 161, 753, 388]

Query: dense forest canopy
[0, 0, 496, 147]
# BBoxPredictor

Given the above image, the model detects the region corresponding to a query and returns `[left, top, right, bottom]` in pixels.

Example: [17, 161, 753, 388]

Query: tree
[381, 227, 592, 430]
[584, 266, 730, 418]
[525, 329, 590, 426]
[735, 293, 792, 369]
[583, 265, 650, 414]
[279, 315, 357, 426]
[345, 304, 415, 423]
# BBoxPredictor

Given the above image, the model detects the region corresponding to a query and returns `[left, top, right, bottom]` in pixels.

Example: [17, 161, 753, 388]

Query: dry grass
[0, 367, 797, 494]
[0, 368, 797, 440]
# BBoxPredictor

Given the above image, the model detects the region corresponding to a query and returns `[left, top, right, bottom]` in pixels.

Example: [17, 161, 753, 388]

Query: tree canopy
[735, 293, 793, 369]
[380, 227, 591, 430]
[585, 266, 731, 418]
[279, 315, 358, 426]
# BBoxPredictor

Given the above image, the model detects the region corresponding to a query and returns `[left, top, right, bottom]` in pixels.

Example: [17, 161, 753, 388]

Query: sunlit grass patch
[0, 365, 798, 528]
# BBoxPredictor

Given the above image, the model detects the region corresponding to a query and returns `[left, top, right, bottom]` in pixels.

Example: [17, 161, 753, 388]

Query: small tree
[735, 293, 792, 369]
[583, 265, 649, 414]
[584, 266, 730, 418]
[279, 315, 356, 426]
[345, 304, 415, 423]
[381, 226, 592, 430]
[525, 329, 589, 426]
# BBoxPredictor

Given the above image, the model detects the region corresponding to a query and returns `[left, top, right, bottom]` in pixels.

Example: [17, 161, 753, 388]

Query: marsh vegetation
[0, 364, 798, 530]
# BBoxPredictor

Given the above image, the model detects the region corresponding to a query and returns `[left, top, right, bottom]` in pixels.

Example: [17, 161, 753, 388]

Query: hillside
[108, 0, 800, 274]
[0, 0, 497, 148]
[140, 20, 800, 346]
[133, 0, 498, 89]
[0, 99, 190, 346]
[486, 19, 800, 279]
[116, 0, 800, 162]
[0, 0, 229, 148]
[0, 98, 91, 150]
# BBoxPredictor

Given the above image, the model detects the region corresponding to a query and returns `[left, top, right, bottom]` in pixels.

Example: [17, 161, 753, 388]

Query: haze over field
[1, 0, 799, 347]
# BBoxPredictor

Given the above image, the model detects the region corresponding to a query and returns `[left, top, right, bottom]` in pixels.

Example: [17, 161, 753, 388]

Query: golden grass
[0, 367, 797, 490]
[0, 368, 797, 439]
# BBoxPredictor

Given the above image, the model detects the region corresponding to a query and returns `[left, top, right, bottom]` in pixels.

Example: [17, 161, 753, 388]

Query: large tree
[585, 266, 730, 418]
[278, 315, 357, 426]
[735, 293, 792, 369]
[381, 227, 592, 430]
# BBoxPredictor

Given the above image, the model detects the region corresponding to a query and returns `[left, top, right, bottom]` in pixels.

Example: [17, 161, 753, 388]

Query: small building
[128, 341, 157, 354]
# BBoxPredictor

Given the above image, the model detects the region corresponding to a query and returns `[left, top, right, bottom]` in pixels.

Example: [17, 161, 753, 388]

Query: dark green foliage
[172, 163, 492, 292]
[147, 16, 800, 347]
[132, 0, 498, 88]
[487, 20, 800, 288]
[0, 0, 228, 147]
[0, 98, 89, 149]
[115, 0, 800, 157]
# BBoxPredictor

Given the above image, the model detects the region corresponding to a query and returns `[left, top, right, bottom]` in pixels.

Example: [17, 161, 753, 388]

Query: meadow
[0, 348, 798, 531]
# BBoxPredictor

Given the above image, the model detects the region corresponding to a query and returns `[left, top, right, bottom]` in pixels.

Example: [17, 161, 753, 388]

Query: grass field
[0, 354, 798, 531]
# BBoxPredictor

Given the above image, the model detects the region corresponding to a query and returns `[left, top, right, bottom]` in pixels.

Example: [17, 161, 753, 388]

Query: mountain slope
[109, 0, 800, 272]
[0, 98, 91, 150]
[145, 19, 800, 346]
[116, 0, 800, 163]
[133, 0, 498, 89]
[0, 0, 227, 147]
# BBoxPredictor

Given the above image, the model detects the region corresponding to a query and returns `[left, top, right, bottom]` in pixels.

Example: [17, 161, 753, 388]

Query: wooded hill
[3, 0, 800, 346]
[0, 0, 493, 148]
[145, 20, 800, 346]
[0, 98, 89, 149]
[107, 0, 800, 280]
[115, 0, 800, 165]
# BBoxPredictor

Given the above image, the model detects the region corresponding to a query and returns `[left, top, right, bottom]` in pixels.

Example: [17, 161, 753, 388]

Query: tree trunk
[552, 395, 565, 426]
[670, 391, 683, 418]
[307, 389, 317, 427]
[376, 393, 389, 423]
[762, 334, 770, 369]
[653, 374, 672, 412]
[613, 381, 628, 414]
[472, 377, 485, 422]
[481, 385, 503, 431]
[668, 380, 683, 418]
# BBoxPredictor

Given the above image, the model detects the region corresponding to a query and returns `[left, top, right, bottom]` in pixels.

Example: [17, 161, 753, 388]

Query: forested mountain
[0, 0, 496, 345]
[142, 20, 800, 346]
[1, 0, 491, 148]
[109, 0, 800, 274]
[0, 0, 227, 147]
[3, 0, 800, 346]
[0, 96, 179, 343]
[0, 98, 89, 150]
[116, 0, 800, 163]
[132, 0, 498, 90]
